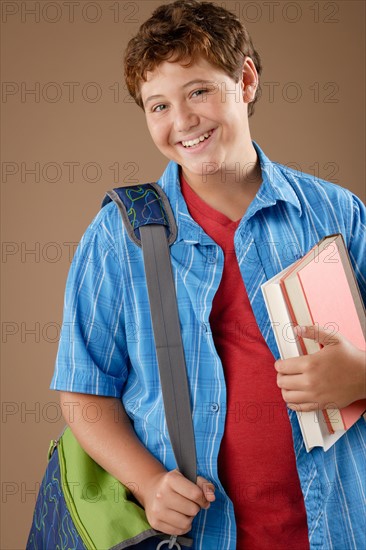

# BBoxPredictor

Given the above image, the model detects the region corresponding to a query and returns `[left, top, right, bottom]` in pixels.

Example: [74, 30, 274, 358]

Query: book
[261, 234, 366, 452]
[280, 234, 366, 432]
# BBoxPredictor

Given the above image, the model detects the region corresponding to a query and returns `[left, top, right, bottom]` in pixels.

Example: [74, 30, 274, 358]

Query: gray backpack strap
[101, 184, 197, 484]
[140, 224, 197, 484]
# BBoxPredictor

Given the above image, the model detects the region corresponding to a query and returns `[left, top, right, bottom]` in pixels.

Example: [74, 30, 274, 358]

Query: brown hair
[124, 0, 263, 117]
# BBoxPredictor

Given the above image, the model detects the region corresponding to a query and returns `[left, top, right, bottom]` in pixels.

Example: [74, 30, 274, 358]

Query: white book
[262, 274, 345, 452]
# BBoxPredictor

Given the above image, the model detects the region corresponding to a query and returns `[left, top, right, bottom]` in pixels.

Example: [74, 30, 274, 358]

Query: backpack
[26, 184, 196, 550]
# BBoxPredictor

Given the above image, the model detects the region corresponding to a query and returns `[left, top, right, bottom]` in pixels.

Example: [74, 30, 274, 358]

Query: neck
[181, 142, 262, 221]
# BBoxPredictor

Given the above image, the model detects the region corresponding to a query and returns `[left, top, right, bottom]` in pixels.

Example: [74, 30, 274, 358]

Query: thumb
[294, 324, 341, 347]
[196, 476, 216, 507]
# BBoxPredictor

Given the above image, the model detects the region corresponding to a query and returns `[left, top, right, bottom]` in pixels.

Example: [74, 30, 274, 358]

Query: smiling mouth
[181, 130, 214, 148]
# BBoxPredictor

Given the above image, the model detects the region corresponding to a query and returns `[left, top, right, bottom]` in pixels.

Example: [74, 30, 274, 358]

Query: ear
[241, 57, 258, 103]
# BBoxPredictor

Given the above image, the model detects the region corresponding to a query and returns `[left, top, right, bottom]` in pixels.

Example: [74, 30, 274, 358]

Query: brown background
[1, 0, 365, 548]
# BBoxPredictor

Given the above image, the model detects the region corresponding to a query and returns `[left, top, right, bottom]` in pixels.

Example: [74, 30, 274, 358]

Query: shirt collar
[250, 141, 302, 218]
[158, 161, 205, 244]
[157, 141, 302, 244]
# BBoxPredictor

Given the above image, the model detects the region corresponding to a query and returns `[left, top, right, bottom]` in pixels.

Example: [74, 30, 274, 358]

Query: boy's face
[140, 56, 254, 184]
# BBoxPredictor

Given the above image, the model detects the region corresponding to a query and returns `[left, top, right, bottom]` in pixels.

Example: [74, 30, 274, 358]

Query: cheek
[226, 105, 246, 132]
[146, 121, 166, 147]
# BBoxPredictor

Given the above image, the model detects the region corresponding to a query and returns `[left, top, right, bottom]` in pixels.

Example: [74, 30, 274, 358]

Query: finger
[277, 373, 305, 391]
[287, 401, 321, 413]
[274, 357, 305, 375]
[169, 470, 206, 507]
[280, 388, 317, 406]
[153, 513, 194, 536]
[294, 325, 341, 347]
[196, 477, 216, 506]
[162, 491, 201, 518]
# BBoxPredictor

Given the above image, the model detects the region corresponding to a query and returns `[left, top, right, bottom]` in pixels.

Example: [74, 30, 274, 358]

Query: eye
[191, 88, 208, 98]
[152, 103, 167, 113]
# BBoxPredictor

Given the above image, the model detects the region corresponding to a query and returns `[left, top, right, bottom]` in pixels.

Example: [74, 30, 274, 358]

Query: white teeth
[182, 131, 212, 148]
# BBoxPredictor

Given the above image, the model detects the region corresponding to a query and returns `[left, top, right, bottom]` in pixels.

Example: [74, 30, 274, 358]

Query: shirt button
[210, 403, 220, 413]
[207, 254, 217, 264]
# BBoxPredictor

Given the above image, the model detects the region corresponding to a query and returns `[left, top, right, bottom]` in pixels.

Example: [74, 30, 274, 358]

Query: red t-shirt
[180, 174, 309, 549]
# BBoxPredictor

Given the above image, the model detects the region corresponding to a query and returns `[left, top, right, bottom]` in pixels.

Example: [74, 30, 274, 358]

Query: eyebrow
[143, 79, 214, 107]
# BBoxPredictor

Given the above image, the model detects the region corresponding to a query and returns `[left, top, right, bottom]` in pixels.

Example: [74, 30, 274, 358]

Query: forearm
[59, 391, 166, 507]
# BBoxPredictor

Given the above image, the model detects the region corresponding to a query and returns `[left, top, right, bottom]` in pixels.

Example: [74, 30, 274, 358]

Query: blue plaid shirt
[51, 142, 366, 550]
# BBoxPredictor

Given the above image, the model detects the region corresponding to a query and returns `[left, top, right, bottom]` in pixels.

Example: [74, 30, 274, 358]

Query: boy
[52, 1, 366, 548]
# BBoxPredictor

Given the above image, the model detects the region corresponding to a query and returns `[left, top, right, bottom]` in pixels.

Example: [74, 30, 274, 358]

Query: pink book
[281, 234, 366, 431]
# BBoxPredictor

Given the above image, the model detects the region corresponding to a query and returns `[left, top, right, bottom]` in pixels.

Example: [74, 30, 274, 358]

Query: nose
[174, 103, 199, 133]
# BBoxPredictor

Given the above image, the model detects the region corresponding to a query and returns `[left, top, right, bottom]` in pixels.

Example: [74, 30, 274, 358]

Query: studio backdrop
[1, 1, 365, 548]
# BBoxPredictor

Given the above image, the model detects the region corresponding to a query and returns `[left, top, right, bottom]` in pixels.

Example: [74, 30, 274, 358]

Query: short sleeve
[50, 208, 128, 397]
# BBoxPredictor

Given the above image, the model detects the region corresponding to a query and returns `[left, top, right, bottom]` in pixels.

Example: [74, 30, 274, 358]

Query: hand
[142, 469, 216, 536]
[275, 325, 366, 412]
